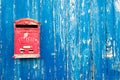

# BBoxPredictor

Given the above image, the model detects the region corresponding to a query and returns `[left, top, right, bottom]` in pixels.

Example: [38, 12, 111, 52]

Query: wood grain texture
[0, 0, 120, 80]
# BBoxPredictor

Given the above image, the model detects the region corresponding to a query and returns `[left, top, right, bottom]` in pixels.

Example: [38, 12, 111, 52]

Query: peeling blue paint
[0, 0, 120, 80]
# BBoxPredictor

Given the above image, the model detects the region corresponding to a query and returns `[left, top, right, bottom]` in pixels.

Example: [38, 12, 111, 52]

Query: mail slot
[13, 18, 40, 58]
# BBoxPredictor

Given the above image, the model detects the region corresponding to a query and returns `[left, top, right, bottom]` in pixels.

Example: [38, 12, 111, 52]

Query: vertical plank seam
[90, 0, 93, 79]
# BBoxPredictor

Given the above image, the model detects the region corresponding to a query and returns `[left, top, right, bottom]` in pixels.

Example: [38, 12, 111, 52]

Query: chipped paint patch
[88, 9, 91, 13]
[33, 64, 38, 69]
[112, 62, 120, 72]
[106, 52, 113, 58]
[44, 20, 47, 23]
[114, 0, 120, 12]
[70, 14, 75, 21]
[81, 12, 85, 16]
[81, 0, 84, 7]
[106, 46, 113, 58]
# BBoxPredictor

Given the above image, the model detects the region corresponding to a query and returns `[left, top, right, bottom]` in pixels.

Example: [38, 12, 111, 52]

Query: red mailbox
[13, 18, 40, 58]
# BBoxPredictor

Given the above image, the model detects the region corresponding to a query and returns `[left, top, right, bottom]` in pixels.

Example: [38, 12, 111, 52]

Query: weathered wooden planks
[0, 0, 120, 80]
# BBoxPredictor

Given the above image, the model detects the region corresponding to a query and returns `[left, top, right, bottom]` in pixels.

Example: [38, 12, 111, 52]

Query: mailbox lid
[14, 18, 40, 25]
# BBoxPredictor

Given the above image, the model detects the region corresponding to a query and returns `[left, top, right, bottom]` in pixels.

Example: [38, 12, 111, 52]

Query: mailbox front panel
[15, 30, 39, 54]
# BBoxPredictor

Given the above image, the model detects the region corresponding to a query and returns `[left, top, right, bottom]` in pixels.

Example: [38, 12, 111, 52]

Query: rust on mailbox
[13, 18, 40, 58]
